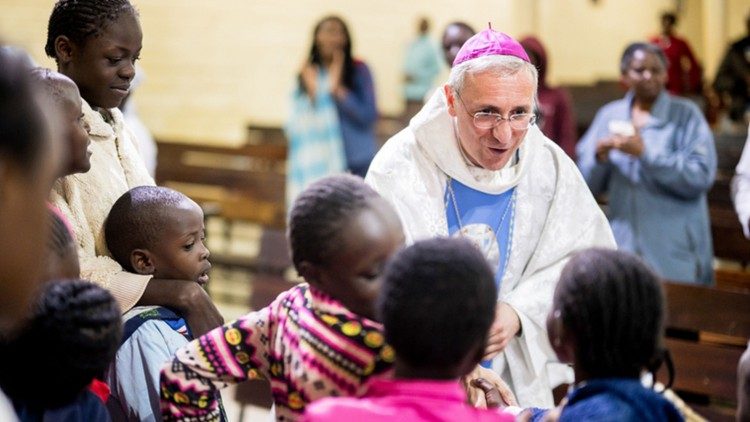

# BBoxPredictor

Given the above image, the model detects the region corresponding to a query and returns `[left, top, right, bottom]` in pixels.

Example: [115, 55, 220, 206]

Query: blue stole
[445, 179, 515, 368]
[445, 179, 516, 289]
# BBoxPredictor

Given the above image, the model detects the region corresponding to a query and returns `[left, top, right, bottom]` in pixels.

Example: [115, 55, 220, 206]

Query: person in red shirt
[650, 12, 703, 97]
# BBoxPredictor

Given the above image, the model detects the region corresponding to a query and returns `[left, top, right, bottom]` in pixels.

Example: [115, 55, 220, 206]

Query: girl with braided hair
[45, 0, 223, 336]
[537, 248, 683, 421]
[0, 280, 122, 421]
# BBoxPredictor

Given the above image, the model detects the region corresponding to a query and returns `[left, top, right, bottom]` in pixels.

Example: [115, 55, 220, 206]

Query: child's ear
[297, 261, 322, 287]
[54, 35, 75, 64]
[130, 249, 155, 275]
[548, 312, 575, 364]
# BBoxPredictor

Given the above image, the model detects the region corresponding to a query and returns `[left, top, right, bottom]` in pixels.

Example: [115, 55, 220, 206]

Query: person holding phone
[576, 42, 717, 285]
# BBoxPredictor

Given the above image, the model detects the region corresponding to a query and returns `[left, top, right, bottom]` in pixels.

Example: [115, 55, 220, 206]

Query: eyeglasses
[455, 91, 536, 131]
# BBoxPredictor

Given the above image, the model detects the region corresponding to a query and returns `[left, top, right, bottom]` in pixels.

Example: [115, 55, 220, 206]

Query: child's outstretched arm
[160, 304, 275, 421]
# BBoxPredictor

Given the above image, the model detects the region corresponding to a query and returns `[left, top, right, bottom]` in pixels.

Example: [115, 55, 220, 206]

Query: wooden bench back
[661, 281, 750, 412]
[155, 140, 288, 229]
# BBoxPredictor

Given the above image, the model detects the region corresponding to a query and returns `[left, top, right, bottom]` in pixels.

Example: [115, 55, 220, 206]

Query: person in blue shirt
[104, 186, 220, 421]
[403, 17, 441, 121]
[577, 42, 717, 285]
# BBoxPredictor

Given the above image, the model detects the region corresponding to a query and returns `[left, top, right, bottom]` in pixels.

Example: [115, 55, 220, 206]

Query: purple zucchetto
[453, 27, 530, 66]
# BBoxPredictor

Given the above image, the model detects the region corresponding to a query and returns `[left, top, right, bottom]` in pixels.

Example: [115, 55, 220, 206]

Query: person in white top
[732, 125, 750, 238]
[366, 27, 615, 407]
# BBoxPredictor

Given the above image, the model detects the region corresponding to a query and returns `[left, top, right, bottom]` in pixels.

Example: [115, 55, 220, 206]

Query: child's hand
[462, 365, 517, 408]
[470, 378, 503, 408]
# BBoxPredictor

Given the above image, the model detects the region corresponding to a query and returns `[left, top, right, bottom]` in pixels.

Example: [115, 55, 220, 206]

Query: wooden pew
[155, 138, 289, 274]
[565, 80, 624, 137]
[660, 281, 750, 420]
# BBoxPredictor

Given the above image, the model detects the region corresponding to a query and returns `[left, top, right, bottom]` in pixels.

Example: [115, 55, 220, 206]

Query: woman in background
[286, 16, 378, 205]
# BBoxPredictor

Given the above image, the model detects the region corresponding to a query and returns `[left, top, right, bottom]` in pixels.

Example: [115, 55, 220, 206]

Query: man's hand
[483, 302, 521, 360]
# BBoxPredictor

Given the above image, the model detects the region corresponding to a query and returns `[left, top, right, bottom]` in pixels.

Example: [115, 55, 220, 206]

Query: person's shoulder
[598, 96, 628, 114]
[663, 94, 707, 122]
[265, 284, 309, 313]
[368, 127, 419, 175]
[352, 58, 368, 68]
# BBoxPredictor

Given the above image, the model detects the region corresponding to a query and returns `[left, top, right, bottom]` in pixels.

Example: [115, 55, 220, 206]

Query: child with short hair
[0, 279, 122, 421]
[538, 248, 683, 421]
[30, 68, 91, 176]
[160, 174, 405, 421]
[303, 237, 515, 421]
[104, 185, 213, 421]
[46, 0, 222, 335]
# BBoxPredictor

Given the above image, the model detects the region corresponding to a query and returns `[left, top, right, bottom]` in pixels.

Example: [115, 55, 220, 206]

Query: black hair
[555, 248, 665, 380]
[29, 67, 76, 104]
[45, 0, 137, 59]
[288, 174, 379, 268]
[619, 42, 668, 74]
[0, 48, 47, 171]
[661, 12, 677, 26]
[105, 185, 190, 272]
[299, 15, 356, 93]
[0, 279, 121, 408]
[378, 237, 496, 372]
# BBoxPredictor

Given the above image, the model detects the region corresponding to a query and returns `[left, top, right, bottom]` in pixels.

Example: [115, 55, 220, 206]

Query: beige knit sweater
[50, 99, 154, 313]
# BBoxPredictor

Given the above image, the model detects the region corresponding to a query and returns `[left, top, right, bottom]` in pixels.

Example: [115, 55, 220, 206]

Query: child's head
[105, 186, 211, 285]
[30, 68, 91, 175]
[0, 279, 121, 408]
[377, 237, 496, 378]
[43, 207, 80, 281]
[0, 48, 63, 333]
[548, 248, 665, 381]
[46, 0, 142, 109]
[288, 174, 404, 319]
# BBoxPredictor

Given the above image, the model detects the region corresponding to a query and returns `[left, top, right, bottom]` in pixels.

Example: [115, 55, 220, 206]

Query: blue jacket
[577, 91, 716, 284]
[560, 378, 683, 421]
[335, 61, 378, 170]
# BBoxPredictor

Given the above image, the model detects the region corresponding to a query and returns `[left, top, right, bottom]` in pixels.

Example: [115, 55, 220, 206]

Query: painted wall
[0, 0, 746, 145]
